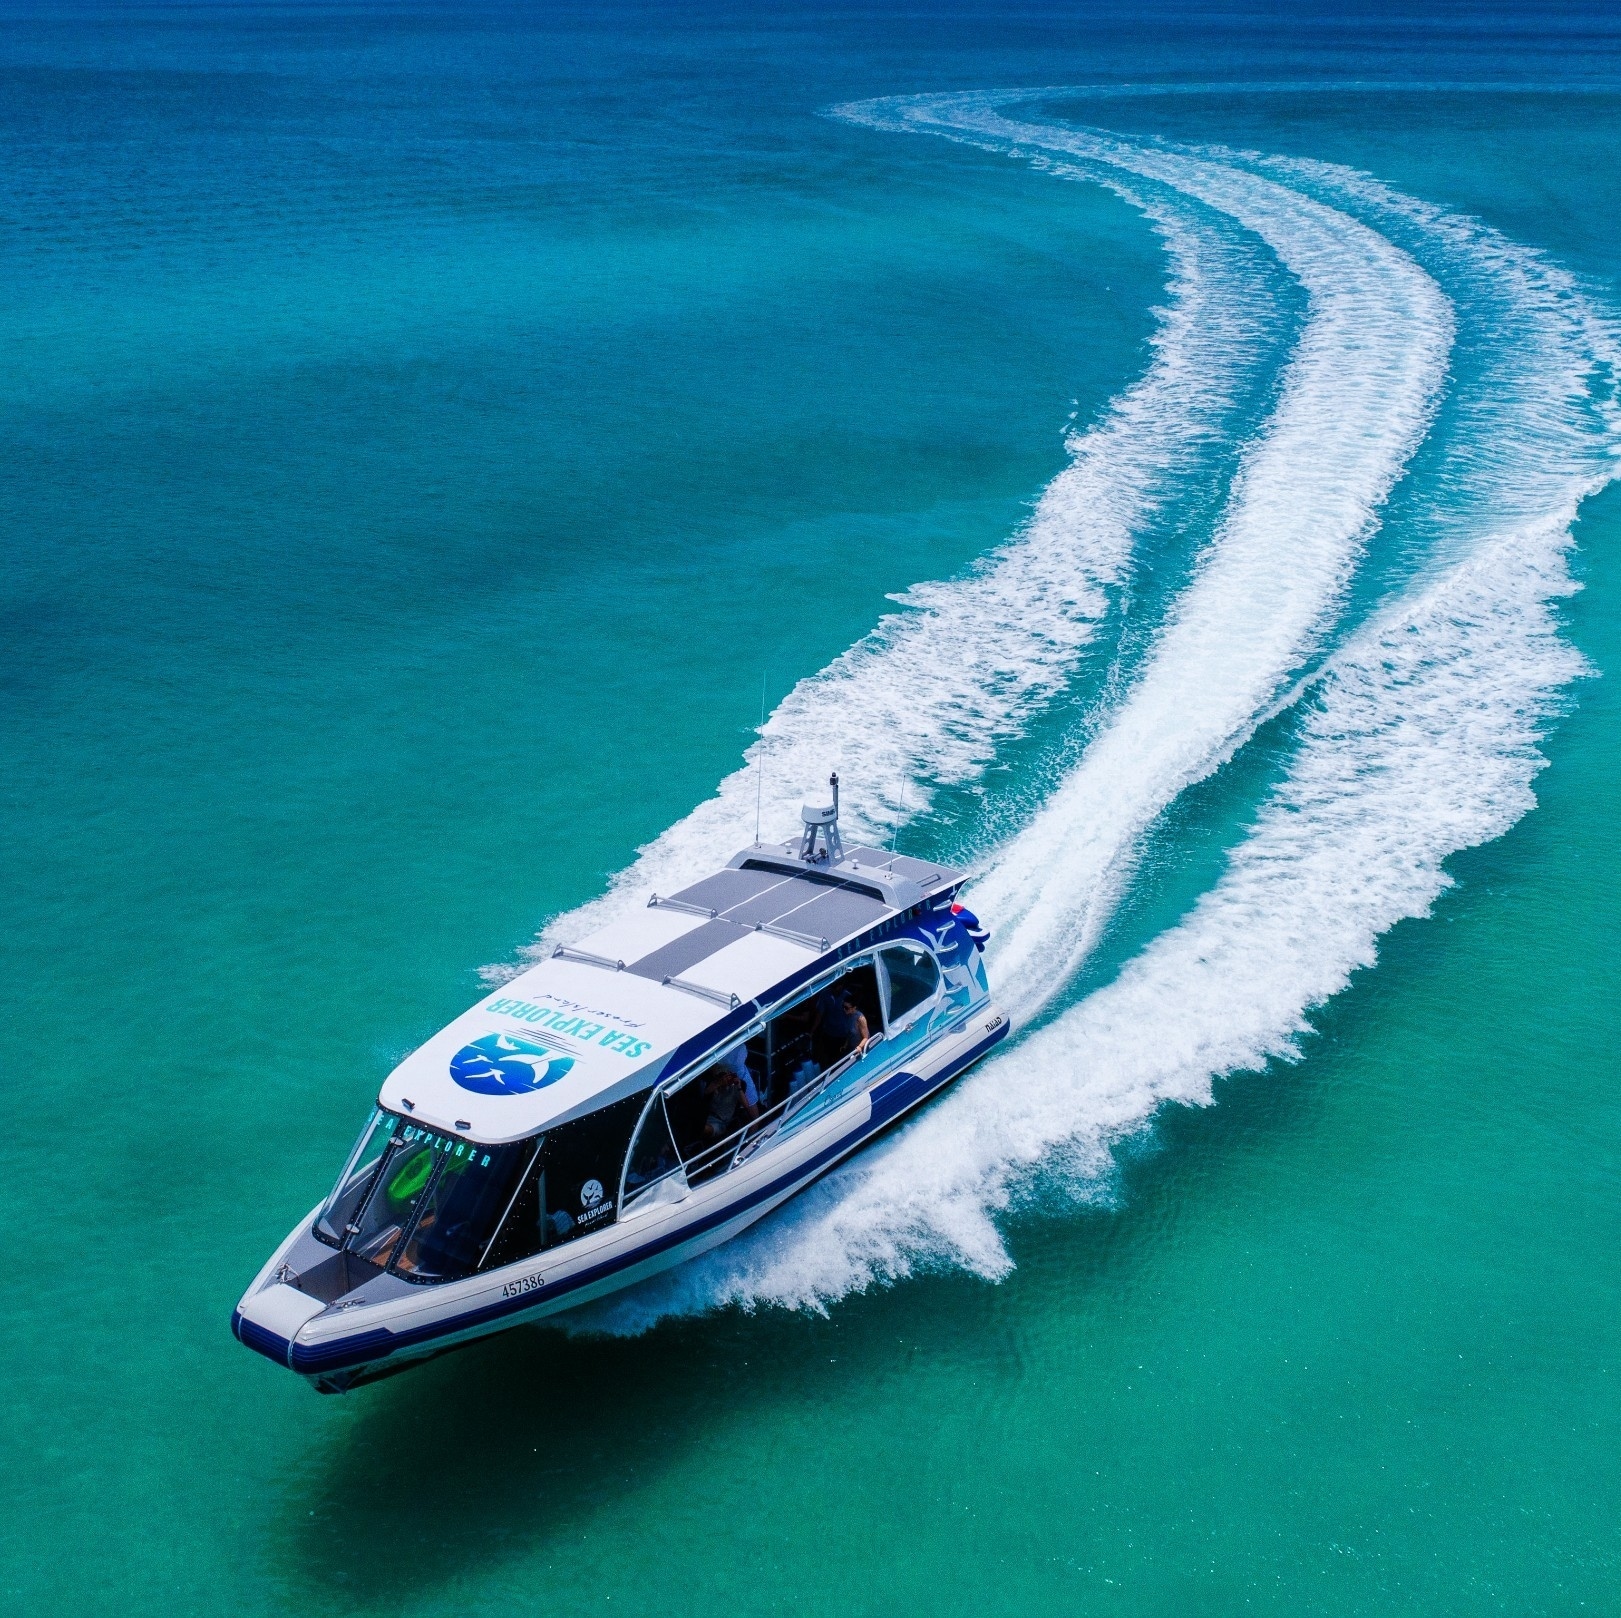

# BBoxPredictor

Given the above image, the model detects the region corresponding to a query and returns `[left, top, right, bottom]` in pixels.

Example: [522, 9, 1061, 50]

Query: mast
[797, 770, 844, 865]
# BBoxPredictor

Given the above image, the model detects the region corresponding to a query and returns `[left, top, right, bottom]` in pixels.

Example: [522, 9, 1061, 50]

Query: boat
[232, 775, 1008, 1391]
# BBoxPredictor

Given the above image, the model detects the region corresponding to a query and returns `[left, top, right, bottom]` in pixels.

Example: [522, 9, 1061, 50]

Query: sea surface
[3, 3, 1620, 1614]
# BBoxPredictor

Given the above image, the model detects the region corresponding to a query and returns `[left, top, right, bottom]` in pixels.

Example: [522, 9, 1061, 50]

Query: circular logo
[450, 1033, 575, 1096]
[580, 1178, 605, 1209]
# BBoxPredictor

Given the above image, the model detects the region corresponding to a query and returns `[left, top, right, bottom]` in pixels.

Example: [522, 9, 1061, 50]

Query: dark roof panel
[770, 885, 890, 945]
[666, 867, 795, 917]
[625, 918, 750, 983]
[664, 862, 900, 954]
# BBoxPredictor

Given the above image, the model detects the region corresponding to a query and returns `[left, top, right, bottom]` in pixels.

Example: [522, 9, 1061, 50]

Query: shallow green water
[3, 5, 1619, 1614]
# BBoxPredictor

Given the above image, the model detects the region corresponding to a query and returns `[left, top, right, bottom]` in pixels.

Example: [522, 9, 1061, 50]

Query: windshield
[395, 1134, 536, 1280]
[346, 1126, 440, 1270]
[318, 1112, 532, 1282]
[314, 1108, 401, 1246]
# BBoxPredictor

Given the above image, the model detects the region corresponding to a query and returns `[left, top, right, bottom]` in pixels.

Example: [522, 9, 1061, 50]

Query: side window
[662, 1070, 709, 1168]
[393, 1140, 530, 1281]
[757, 962, 883, 1105]
[661, 1043, 764, 1185]
[620, 962, 901, 1205]
[483, 1094, 644, 1267]
[623, 1090, 684, 1206]
[880, 943, 941, 1029]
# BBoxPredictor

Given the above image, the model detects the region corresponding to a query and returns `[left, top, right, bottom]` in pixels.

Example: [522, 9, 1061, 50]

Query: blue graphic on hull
[914, 911, 989, 1010]
[450, 1032, 575, 1095]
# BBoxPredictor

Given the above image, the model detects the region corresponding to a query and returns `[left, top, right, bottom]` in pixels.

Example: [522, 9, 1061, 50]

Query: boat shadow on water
[271, 1266, 1018, 1609]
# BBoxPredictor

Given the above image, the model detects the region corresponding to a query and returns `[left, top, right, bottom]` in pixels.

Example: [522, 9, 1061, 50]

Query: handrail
[662, 974, 740, 1009]
[627, 1087, 800, 1203]
[552, 945, 625, 971]
[776, 1031, 883, 1129]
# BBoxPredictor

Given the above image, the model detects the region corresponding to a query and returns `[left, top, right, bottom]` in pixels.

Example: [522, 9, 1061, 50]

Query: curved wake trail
[493, 181, 1277, 975]
[559, 96, 1618, 1334]
[850, 96, 1452, 1021]
[612, 511, 1592, 1323]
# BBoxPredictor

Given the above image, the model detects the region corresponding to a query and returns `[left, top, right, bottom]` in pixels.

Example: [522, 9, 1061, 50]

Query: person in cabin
[701, 1061, 757, 1142]
[814, 986, 870, 1062]
[840, 989, 872, 1055]
[717, 1042, 760, 1112]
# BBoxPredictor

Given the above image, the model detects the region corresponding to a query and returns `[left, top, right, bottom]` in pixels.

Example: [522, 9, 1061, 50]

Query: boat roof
[378, 842, 964, 1144]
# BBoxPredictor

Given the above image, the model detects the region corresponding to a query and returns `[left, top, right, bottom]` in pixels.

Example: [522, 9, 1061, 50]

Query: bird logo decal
[450, 1032, 575, 1096]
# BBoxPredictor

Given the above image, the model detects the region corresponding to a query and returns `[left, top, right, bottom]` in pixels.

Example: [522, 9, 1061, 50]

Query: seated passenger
[718, 1043, 760, 1111]
[701, 1064, 757, 1142]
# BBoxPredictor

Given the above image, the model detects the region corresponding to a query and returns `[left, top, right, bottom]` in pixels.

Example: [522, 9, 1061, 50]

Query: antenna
[890, 777, 906, 855]
[754, 672, 766, 845]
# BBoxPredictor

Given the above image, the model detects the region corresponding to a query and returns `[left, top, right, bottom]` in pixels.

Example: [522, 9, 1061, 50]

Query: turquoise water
[4, 4, 1620, 1613]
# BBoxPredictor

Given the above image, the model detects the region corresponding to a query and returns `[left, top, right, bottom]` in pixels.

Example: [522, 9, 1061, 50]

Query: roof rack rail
[551, 945, 625, 972]
[647, 894, 718, 919]
[752, 920, 827, 951]
[662, 975, 740, 1010]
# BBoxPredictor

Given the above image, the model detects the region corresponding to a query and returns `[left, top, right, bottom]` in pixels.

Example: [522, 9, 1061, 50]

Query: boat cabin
[302, 829, 984, 1301]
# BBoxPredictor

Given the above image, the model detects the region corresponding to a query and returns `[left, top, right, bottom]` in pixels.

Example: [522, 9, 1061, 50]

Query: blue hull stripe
[232, 1309, 291, 1367]
[255, 1019, 1007, 1377]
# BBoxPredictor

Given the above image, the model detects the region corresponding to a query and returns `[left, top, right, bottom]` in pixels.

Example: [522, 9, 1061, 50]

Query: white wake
[542, 94, 1617, 1331]
[855, 96, 1453, 1020]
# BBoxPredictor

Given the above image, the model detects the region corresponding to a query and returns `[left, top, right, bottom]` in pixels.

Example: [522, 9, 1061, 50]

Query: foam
[559, 96, 1616, 1334]
[847, 96, 1452, 1021]
[1262, 151, 1621, 495]
[584, 514, 1585, 1325]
